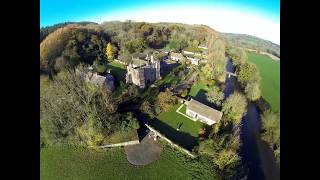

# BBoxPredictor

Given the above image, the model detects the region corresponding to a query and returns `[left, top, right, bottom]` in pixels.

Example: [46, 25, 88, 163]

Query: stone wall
[98, 140, 140, 148]
[145, 124, 196, 158]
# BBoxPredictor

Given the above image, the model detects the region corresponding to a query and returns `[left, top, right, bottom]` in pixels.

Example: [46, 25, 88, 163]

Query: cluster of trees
[199, 91, 248, 178]
[40, 67, 139, 147]
[140, 88, 178, 118]
[40, 24, 112, 74]
[206, 86, 224, 106]
[260, 110, 280, 165]
[40, 21, 96, 42]
[200, 37, 227, 83]
[41, 21, 217, 75]
[228, 46, 262, 101]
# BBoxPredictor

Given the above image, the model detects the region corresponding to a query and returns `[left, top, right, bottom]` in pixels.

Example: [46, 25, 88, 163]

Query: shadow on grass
[108, 65, 126, 86]
[191, 89, 221, 110]
[149, 118, 199, 151]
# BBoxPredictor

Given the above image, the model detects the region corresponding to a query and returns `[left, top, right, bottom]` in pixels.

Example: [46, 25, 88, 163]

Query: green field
[247, 52, 280, 112]
[41, 145, 218, 180]
[151, 103, 204, 150]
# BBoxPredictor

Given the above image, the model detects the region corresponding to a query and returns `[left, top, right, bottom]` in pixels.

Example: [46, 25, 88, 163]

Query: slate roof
[186, 99, 222, 122]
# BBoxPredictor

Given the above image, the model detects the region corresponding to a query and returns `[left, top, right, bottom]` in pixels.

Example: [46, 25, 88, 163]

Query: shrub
[155, 106, 162, 115]
[180, 89, 189, 98]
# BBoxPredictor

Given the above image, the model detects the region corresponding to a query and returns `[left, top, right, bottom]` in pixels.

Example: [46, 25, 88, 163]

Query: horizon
[40, 0, 280, 45]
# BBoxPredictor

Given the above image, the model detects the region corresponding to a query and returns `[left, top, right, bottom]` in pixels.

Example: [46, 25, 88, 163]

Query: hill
[221, 33, 280, 58]
[40, 21, 97, 42]
[40, 21, 220, 74]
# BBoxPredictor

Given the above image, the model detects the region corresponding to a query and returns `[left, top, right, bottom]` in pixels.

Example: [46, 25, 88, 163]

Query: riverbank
[256, 138, 280, 180]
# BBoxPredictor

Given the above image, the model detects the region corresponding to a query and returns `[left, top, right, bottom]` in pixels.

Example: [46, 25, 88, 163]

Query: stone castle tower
[126, 55, 161, 89]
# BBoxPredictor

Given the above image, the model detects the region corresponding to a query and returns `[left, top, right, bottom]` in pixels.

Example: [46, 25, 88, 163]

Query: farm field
[40, 145, 217, 180]
[247, 52, 280, 112]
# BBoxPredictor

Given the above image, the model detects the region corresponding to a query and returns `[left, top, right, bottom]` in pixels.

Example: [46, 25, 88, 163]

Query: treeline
[227, 46, 280, 166]
[261, 110, 280, 165]
[40, 21, 218, 74]
[227, 46, 262, 101]
[40, 66, 139, 147]
[40, 24, 110, 74]
[40, 21, 97, 42]
[221, 33, 280, 58]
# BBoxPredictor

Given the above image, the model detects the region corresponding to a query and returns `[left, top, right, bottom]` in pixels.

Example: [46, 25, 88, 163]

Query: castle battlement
[126, 55, 160, 88]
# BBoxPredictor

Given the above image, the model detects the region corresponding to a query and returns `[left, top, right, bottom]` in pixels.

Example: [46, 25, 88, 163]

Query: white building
[185, 99, 222, 125]
[170, 52, 184, 61]
[186, 56, 200, 65]
[198, 45, 208, 50]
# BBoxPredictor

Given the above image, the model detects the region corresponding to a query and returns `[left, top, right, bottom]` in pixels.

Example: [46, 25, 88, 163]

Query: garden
[149, 103, 205, 150]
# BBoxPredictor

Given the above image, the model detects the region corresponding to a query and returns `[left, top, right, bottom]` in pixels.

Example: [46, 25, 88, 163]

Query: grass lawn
[189, 82, 210, 97]
[41, 145, 218, 180]
[247, 52, 280, 112]
[150, 103, 204, 150]
[188, 82, 218, 108]
[107, 61, 127, 82]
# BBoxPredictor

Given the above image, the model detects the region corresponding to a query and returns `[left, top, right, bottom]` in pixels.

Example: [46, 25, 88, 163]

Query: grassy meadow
[247, 52, 280, 112]
[40, 145, 218, 180]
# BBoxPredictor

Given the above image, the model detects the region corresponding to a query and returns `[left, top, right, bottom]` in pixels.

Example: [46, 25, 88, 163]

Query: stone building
[126, 55, 160, 88]
[186, 99, 222, 125]
[76, 68, 115, 91]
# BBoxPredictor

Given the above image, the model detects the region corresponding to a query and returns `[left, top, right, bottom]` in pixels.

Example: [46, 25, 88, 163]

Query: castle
[126, 55, 160, 88]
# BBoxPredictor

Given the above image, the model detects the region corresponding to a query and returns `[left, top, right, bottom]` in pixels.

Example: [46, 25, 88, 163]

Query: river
[224, 59, 280, 180]
[117, 59, 279, 179]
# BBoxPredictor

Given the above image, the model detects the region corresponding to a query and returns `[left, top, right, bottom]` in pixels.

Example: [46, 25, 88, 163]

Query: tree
[237, 62, 259, 86]
[140, 100, 155, 118]
[245, 82, 261, 101]
[207, 37, 227, 82]
[180, 89, 189, 98]
[206, 86, 224, 106]
[228, 47, 247, 66]
[200, 64, 213, 80]
[40, 66, 124, 147]
[119, 49, 132, 64]
[118, 112, 139, 132]
[156, 89, 177, 112]
[261, 110, 280, 164]
[222, 92, 248, 124]
[106, 42, 114, 61]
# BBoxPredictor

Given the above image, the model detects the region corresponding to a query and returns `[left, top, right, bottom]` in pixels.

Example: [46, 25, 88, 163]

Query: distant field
[41, 145, 217, 180]
[151, 103, 204, 150]
[247, 52, 280, 112]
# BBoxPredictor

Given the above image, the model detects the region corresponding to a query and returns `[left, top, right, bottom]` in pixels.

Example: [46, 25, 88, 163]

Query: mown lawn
[247, 52, 280, 112]
[107, 61, 127, 82]
[41, 145, 218, 180]
[189, 82, 210, 97]
[188, 82, 218, 108]
[150, 103, 204, 150]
